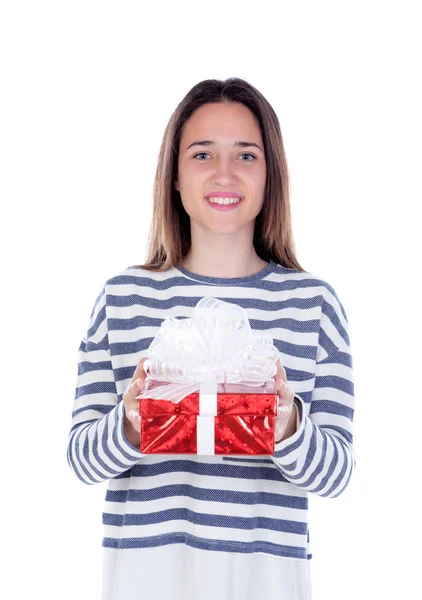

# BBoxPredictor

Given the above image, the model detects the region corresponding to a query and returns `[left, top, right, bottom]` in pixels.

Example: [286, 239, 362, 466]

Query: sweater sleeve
[67, 284, 143, 485]
[270, 285, 356, 498]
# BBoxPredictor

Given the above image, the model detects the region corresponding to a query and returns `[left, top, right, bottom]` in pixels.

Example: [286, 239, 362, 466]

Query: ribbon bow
[136, 297, 280, 403]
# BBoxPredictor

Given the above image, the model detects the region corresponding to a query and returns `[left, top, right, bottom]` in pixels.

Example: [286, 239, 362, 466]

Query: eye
[192, 152, 257, 161]
[193, 152, 210, 160]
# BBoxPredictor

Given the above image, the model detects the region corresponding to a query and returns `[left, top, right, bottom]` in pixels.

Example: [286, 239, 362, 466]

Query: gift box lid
[139, 379, 277, 417]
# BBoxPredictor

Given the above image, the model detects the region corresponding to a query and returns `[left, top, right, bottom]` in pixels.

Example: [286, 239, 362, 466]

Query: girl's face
[175, 102, 266, 237]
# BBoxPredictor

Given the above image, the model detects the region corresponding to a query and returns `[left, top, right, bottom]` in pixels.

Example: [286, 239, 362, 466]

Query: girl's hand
[273, 359, 297, 443]
[123, 356, 149, 436]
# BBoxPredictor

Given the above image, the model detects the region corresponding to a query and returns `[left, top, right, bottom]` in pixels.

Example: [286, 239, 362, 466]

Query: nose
[212, 157, 238, 185]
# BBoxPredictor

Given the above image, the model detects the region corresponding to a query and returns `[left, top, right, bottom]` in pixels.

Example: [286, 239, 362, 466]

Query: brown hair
[137, 77, 305, 272]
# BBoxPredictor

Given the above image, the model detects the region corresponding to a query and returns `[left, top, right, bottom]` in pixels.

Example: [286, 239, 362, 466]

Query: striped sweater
[67, 259, 355, 562]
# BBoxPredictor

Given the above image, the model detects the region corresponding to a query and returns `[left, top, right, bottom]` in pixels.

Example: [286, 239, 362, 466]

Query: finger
[128, 408, 141, 432]
[272, 359, 287, 385]
[277, 402, 292, 418]
[131, 356, 150, 385]
[124, 376, 146, 403]
[275, 406, 292, 440]
[272, 362, 284, 397]
[277, 386, 295, 410]
[275, 379, 285, 402]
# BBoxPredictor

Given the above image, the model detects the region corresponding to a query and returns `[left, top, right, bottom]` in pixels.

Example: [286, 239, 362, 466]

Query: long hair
[137, 77, 305, 272]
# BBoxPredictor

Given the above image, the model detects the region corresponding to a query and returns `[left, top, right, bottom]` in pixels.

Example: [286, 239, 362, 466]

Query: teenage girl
[68, 77, 355, 600]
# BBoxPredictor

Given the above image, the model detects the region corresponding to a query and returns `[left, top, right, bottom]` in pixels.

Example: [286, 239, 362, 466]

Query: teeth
[207, 196, 242, 205]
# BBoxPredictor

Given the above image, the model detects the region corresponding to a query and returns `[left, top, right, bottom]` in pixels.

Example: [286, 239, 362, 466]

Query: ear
[174, 180, 179, 191]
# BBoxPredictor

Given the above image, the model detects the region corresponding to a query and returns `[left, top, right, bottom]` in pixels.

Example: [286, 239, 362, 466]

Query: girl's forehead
[187, 102, 258, 126]
[181, 104, 263, 145]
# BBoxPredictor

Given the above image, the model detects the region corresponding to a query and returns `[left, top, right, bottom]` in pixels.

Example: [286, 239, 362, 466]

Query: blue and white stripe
[67, 260, 355, 561]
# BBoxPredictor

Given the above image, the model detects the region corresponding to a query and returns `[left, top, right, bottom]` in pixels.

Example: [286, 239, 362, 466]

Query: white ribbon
[196, 382, 217, 455]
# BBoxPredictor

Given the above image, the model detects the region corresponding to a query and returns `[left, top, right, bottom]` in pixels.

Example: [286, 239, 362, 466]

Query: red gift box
[139, 379, 277, 455]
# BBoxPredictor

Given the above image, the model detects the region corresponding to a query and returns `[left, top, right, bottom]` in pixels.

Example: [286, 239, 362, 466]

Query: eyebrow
[185, 140, 264, 153]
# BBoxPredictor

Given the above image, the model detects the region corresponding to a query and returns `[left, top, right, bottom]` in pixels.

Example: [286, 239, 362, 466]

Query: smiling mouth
[205, 196, 243, 211]
[206, 196, 242, 205]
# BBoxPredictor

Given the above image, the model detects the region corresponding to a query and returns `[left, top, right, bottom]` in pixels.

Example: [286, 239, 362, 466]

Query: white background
[1, 1, 421, 598]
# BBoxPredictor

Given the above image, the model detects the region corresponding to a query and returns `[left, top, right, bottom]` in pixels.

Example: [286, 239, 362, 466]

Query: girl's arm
[271, 287, 356, 499]
[67, 285, 143, 485]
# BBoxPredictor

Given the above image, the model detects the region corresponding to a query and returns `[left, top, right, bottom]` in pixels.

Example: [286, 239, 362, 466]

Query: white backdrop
[2, 1, 421, 598]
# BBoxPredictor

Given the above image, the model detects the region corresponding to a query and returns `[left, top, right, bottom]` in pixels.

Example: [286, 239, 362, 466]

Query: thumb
[273, 358, 287, 388]
[131, 356, 149, 386]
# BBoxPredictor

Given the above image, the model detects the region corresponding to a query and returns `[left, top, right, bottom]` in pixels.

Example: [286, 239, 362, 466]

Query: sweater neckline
[173, 259, 277, 285]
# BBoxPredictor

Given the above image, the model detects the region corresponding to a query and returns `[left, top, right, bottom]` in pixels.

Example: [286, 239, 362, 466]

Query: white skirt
[101, 543, 312, 600]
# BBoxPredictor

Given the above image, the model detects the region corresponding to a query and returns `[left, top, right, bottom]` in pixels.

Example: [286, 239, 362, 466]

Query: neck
[180, 226, 269, 278]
